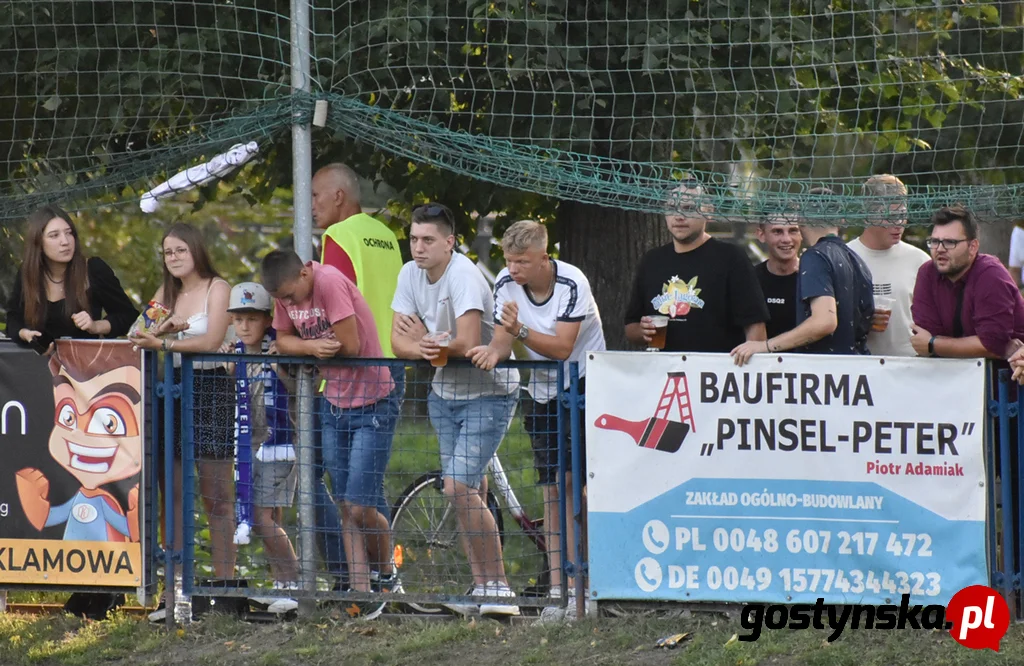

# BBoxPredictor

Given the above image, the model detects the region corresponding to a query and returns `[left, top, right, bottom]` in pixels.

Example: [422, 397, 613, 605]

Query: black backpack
[840, 244, 875, 352]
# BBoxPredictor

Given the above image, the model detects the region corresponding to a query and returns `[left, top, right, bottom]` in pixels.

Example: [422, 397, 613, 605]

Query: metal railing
[153, 352, 585, 620]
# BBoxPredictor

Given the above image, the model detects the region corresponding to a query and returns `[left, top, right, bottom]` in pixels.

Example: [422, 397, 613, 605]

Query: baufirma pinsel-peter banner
[586, 352, 986, 606]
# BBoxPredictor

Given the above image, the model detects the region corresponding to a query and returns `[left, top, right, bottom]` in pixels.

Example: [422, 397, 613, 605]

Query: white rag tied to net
[140, 141, 260, 213]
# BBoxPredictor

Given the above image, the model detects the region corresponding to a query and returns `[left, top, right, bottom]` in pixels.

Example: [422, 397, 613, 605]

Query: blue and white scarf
[232, 332, 273, 545]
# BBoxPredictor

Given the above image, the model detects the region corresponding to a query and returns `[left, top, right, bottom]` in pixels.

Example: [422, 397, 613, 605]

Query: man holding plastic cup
[390, 203, 522, 617]
[625, 178, 769, 352]
[847, 175, 929, 356]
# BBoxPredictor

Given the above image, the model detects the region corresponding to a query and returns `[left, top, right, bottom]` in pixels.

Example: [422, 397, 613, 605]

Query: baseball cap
[228, 282, 272, 313]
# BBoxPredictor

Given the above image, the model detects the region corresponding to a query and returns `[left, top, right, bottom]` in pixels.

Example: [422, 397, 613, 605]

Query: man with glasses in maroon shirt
[911, 205, 1024, 359]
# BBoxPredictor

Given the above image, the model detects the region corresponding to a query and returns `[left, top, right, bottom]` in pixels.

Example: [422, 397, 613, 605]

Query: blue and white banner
[586, 352, 987, 606]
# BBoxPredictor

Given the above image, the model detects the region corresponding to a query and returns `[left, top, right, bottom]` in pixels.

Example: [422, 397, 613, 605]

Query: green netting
[2, 0, 1024, 224]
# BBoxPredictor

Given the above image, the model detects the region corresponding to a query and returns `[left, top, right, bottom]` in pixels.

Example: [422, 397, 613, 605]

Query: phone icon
[642, 519, 669, 554]
[635, 557, 663, 592]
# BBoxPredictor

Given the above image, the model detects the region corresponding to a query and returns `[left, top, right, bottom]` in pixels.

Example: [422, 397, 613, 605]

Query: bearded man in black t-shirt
[624, 181, 769, 352]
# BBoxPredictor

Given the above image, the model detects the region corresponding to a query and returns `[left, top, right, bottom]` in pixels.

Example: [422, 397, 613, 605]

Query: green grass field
[2, 608, 1023, 666]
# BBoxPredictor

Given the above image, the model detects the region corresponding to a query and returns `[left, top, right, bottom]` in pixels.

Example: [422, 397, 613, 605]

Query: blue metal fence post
[181, 356, 196, 602]
[569, 361, 585, 618]
[1016, 373, 1024, 619]
[556, 362, 568, 607]
[998, 369, 1015, 607]
[161, 352, 177, 628]
[985, 363, 999, 591]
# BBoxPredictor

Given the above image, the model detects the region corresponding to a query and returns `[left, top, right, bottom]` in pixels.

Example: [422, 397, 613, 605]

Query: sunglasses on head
[413, 202, 454, 220]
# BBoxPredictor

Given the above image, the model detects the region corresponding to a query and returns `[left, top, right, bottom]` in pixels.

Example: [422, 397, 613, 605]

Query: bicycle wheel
[390, 472, 504, 614]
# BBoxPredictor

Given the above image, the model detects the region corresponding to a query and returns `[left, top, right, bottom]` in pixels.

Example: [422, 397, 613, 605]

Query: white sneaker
[479, 581, 520, 617]
[538, 605, 570, 624]
[272, 581, 299, 591]
[443, 584, 485, 616]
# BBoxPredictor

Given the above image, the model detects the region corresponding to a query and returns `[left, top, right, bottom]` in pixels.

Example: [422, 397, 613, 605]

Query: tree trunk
[979, 218, 1015, 266]
[558, 201, 670, 350]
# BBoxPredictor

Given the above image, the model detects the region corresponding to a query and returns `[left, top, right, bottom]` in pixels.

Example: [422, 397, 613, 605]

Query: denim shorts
[523, 397, 587, 486]
[427, 391, 517, 489]
[319, 392, 398, 507]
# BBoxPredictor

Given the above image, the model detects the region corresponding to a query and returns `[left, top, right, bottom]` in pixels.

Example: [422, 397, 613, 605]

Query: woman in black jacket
[4, 204, 137, 619]
[7, 204, 137, 349]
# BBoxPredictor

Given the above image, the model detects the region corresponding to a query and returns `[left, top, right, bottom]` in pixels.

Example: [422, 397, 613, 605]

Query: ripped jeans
[427, 391, 517, 489]
[318, 393, 398, 507]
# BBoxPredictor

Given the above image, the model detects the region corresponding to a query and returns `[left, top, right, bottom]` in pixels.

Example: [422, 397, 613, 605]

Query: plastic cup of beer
[873, 296, 895, 332]
[647, 315, 669, 351]
[428, 331, 451, 368]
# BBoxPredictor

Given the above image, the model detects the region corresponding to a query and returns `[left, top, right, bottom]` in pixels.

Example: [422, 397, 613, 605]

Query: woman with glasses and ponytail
[130, 222, 235, 621]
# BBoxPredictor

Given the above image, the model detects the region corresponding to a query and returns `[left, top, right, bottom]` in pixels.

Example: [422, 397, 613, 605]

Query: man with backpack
[731, 187, 874, 364]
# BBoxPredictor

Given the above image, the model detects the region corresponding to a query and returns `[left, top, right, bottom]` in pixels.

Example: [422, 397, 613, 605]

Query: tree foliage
[3, 0, 1024, 332]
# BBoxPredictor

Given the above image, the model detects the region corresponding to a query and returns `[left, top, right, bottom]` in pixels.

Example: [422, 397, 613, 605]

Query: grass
[1, 609, 1023, 666]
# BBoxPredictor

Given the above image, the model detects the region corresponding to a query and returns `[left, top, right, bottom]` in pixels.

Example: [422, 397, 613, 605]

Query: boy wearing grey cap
[223, 282, 300, 613]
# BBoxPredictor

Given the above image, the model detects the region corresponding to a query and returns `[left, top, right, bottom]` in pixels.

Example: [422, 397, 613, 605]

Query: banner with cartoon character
[586, 352, 986, 606]
[0, 340, 144, 587]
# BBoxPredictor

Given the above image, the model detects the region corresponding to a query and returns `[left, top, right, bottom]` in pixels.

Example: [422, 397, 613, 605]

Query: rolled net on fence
[2, 0, 1024, 224]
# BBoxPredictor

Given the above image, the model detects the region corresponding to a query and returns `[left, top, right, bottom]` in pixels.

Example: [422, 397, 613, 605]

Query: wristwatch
[928, 335, 938, 358]
[517, 324, 529, 340]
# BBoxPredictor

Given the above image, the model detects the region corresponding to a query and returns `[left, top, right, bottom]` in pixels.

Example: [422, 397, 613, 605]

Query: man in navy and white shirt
[469, 219, 605, 604]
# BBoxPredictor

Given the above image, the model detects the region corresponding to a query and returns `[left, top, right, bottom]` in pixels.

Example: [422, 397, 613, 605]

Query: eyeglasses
[163, 247, 190, 259]
[925, 237, 969, 251]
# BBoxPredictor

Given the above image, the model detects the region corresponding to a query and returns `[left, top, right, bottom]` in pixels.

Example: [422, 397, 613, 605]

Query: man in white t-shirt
[1008, 224, 1024, 287]
[847, 174, 930, 356]
[390, 202, 521, 617]
[469, 220, 605, 607]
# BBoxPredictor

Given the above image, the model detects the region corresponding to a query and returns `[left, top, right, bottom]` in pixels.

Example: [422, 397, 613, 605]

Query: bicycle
[390, 451, 550, 614]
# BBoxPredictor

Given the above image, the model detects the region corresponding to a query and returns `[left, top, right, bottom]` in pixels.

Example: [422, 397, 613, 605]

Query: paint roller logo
[595, 372, 696, 453]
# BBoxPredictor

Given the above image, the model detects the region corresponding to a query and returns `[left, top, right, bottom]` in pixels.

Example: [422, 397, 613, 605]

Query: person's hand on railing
[910, 326, 932, 357]
[468, 345, 501, 371]
[217, 341, 235, 372]
[1009, 344, 1024, 384]
[266, 340, 283, 376]
[307, 338, 341, 360]
[730, 340, 768, 367]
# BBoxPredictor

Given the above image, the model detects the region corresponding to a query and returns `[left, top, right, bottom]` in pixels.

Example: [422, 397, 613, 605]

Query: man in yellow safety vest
[313, 162, 404, 360]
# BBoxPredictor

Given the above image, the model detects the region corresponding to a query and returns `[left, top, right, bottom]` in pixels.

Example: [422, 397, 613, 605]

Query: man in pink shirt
[260, 250, 398, 619]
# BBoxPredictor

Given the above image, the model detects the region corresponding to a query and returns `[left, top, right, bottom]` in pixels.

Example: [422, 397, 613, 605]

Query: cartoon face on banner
[48, 345, 142, 490]
[14, 342, 142, 544]
[1, 340, 146, 587]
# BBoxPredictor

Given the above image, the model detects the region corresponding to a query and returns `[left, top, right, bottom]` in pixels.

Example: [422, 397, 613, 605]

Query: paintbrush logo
[595, 372, 696, 453]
